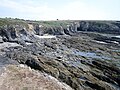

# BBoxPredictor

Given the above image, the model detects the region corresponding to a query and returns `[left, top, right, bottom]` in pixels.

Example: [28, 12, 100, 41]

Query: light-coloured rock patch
[0, 65, 73, 90]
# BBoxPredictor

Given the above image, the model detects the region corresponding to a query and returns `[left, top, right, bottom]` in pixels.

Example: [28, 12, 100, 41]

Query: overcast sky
[0, 0, 120, 20]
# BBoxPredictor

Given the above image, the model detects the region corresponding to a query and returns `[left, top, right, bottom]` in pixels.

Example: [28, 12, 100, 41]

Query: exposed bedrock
[0, 19, 120, 90]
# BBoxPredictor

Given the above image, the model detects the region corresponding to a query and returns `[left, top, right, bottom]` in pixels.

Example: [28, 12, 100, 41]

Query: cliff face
[0, 19, 120, 43]
[77, 21, 120, 34]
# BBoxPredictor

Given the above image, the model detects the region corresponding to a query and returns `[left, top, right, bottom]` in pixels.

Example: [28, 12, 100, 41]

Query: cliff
[0, 18, 120, 41]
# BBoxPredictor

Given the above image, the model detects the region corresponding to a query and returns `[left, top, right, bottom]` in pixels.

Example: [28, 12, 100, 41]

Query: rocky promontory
[0, 18, 120, 90]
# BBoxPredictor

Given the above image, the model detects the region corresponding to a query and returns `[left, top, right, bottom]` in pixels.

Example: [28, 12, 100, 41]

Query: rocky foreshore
[0, 18, 120, 90]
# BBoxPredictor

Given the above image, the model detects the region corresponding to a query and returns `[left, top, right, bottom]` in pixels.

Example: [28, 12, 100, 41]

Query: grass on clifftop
[0, 18, 27, 27]
[0, 18, 73, 28]
[38, 20, 72, 27]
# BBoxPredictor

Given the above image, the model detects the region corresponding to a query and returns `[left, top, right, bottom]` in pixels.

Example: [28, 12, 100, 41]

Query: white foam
[34, 35, 56, 39]
[0, 42, 22, 49]
[26, 42, 32, 45]
[95, 41, 107, 44]
[111, 41, 119, 44]
[114, 36, 120, 38]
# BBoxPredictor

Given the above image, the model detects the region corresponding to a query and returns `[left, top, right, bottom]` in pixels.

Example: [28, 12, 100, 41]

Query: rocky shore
[0, 18, 120, 90]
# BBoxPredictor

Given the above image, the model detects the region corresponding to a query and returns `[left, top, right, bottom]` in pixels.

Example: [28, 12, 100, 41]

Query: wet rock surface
[0, 19, 120, 90]
[1, 33, 119, 90]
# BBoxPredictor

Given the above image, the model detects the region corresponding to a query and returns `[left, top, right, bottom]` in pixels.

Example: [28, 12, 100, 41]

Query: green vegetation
[0, 18, 27, 27]
[0, 18, 73, 28]
[38, 20, 72, 27]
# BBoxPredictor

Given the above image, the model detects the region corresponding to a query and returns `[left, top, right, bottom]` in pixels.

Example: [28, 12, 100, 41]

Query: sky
[0, 0, 120, 20]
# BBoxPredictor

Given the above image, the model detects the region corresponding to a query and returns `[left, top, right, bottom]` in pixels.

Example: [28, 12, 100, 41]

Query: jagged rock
[77, 21, 120, 34]
[34, 24, 41, 35]
[0, 55, 18, 67]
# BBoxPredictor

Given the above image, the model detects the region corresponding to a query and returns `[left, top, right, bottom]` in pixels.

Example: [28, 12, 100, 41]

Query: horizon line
[0, 17, 120, 21]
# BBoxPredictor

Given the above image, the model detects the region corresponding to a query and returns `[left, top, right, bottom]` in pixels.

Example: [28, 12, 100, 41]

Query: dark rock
[19, 28, 27, 36]
[92, 60, 120, 74]
[34, 24, 41, 35]
[25, 58, 43, 70]
[79, 21, 120, 34]
[85, 81, 105, 90]
[91, 72, 117, 85]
